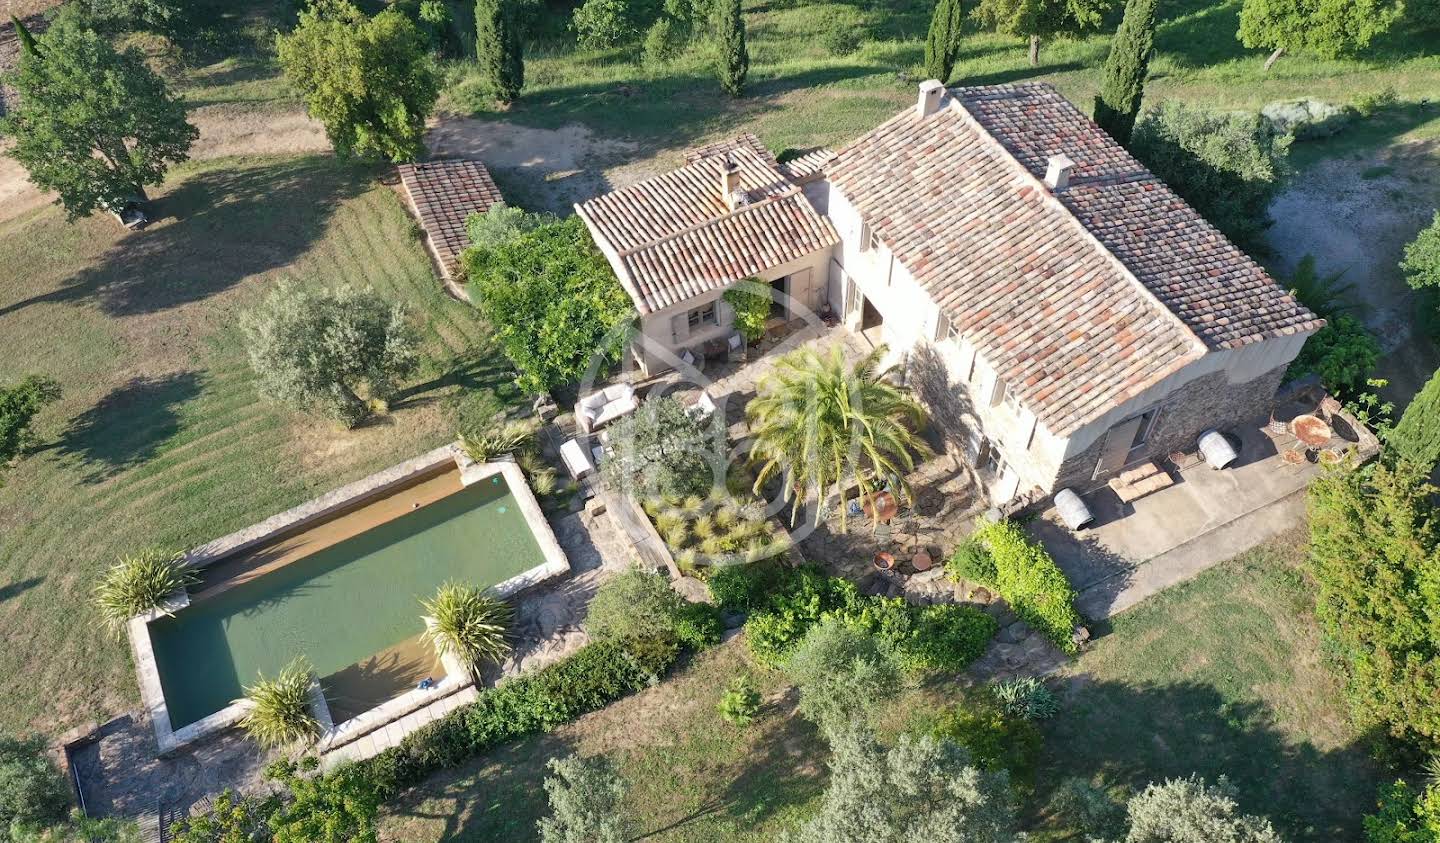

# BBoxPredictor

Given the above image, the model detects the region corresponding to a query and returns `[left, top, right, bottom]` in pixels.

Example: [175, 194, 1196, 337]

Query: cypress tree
[1093, 0, 1157, 144]
[11, 15, 41, 60]
[716, 0, 748, 97]
[476, 0, 523, 105]
[924, 0, 965, 83]
[1390, 367, 1440, 470]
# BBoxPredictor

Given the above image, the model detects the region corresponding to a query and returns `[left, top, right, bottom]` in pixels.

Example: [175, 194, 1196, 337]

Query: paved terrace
[1029, 388, 1378, 620]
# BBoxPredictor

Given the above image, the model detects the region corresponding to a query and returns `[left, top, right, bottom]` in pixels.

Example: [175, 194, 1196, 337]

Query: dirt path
[1267, 140, 1440, 406]
[0, 106, 666, 224]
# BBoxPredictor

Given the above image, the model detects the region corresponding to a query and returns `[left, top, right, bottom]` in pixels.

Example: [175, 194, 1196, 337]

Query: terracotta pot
[873, 552, 895, 571]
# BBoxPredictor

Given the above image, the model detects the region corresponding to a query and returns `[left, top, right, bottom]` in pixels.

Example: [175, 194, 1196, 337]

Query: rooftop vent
[1044, 154, 1075, 191]
[917, 79, 945, 118]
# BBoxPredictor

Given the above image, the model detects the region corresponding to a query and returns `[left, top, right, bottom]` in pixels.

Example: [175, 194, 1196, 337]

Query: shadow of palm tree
[55, 371, 205, 483]
[0, 157, 372, 319]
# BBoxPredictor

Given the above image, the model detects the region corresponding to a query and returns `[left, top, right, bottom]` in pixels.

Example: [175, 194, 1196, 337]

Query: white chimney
[1044, 154, 1075, 191]
[917, 79, 945, 118]
[721, 155, 743, 210]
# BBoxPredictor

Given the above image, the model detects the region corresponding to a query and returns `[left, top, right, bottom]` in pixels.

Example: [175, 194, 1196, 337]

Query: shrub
[1048, 777, 1128, 841]
[947, 536, 997, 585]
[240, 282, 421, 427]
[1286, 313, 1381, 398]
[788, 726, 1018, 842]
[742, 567, 861, 666]
[707, 561, 789, 614]
[420, 582, 513, 676]
[820, 19, 864, 55]
[722, 279, 771, 343]
[0, 733, 70, 836]
[672, 601, 724, 650]
[585, 568, 686, 642]
[465, 204, 555, 254]
[991, 676, 1060, 720]
[1286, 254, 1355, 318]
[237, 657, 320, 749]
[0, 375, 60, 469]
[1390, 367, 1440, 471]
[783, 619, 902, 735]
[172, 757, 380, 843]
[1403, 211, 1440, 292]
[971, 520, 1083, 653]
[466, 217, 634, 395]
[1124, 775, 1283, 842]
[717, 674, 761, 725]
[932, 692, 1043, 785]
[1354, 86, 1400, 118]
[600, 397, 720, 500]
[1238, 0, 1401, 64]
[846, 597, 997, 673]
[93, 548, 198, 637]
[1130, 102, 1289, 252]
[572, 0, 660, 48]
[361, 637, 680, 796]
[642, 15, 684, 66]
[1364, 779, 1440, 842]
[537, 754, 629, 843]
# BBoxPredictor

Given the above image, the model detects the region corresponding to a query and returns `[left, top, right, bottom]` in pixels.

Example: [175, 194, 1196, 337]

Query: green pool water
[150, 473, 548, 730]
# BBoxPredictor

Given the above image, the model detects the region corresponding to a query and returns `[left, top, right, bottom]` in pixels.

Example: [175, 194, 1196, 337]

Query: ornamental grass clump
[93, 548, 198, 637]
[238, 657, 320, 749]
[421, 583, 513, 677]
[458, 419, 536, 463]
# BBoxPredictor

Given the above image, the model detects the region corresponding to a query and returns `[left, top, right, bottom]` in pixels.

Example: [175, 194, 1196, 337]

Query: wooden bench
[1107, 461, 1175, 503]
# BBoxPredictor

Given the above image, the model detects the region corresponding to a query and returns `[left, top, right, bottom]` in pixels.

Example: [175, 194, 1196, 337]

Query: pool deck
[128, 445, 570, 758]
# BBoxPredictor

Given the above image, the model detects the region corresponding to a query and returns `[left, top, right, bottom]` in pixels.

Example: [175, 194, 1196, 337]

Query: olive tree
[0, 375, 60, 469]
[1124, 775, 1282, 842]
[240, 283, 421, 428]
[0, 10, 198, 219]
[972, 0, 1113, 66]
[537, 754, 629, 843]
[600, 396, 720, 500]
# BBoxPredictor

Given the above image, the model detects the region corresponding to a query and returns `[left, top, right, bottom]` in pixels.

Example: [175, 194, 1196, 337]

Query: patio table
[1290, 414, 1334, 448]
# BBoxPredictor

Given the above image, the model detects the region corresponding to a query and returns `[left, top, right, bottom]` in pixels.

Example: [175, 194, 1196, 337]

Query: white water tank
[1199, 429, 1239, 469]
[1054, 488, 1094, 530]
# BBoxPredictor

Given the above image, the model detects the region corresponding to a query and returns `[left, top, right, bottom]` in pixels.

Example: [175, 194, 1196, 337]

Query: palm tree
[747, 344, 930, 530]
[420, 582, 513, 678]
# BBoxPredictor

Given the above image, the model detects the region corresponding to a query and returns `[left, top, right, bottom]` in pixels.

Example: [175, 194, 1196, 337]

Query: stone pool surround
[127, 444, 570, 757]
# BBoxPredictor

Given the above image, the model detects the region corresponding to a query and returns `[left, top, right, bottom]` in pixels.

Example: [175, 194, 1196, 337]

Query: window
[982, 443, 1006, 477]
[990, 377, 1008, 408]
[687, 302, 718, 331]
[1129, 408, 1161, 450]
[935, 312, 951, 342]
[861, 220, 882, 253]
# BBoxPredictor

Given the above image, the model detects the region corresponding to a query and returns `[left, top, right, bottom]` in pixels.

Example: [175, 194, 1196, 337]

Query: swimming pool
[129, 447, 570, 754]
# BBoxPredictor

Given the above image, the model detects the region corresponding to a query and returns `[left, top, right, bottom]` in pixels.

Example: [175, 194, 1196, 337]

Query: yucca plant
[93, 548, 199, 637]
[420, 582, 513, 677]
[237, 657, 320, 748]
[457, 419, 536, 463]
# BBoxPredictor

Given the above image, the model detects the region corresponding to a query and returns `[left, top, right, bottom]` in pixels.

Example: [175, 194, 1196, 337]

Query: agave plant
[93, 548, 199, 637]
[238, 657, 320, 748]
[458, 420, 536, 463]
[420, 582, 513, 677]
[747, 344, 931, 530]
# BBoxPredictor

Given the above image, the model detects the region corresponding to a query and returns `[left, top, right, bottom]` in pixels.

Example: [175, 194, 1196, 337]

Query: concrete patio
[1028, 388, 1378, 621]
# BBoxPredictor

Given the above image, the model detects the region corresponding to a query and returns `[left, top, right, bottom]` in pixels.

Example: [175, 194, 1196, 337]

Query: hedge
[970, 520, 1082, 654]
[360, 636, 680, 797]
[716, 562, 998, 672]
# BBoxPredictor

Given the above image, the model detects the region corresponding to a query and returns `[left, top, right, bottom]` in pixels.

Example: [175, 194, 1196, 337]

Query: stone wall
[1052, 364, 1289, 493]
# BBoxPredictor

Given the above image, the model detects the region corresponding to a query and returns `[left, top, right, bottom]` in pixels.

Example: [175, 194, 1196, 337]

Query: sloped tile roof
[397, 160, 504, 279]
[576, 145, 838, 314]
[778, 148, 837, 184]
[826, 82, 1321, 435]
[683, 132, 777, 166]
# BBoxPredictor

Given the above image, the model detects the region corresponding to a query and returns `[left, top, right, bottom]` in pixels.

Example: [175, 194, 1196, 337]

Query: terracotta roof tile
[397, 160, 504, 280]
[577, 145, 838, 314]
[826, 83, 1321, 435]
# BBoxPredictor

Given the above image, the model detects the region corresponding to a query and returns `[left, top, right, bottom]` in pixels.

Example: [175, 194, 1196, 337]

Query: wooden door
[1092, 415, 1145, 480]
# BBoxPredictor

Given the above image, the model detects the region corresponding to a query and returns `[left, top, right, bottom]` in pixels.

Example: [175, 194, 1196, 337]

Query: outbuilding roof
[397, 159, 505, 280]
[826, 82, 1322, 435]
[576, 142, 837, 314]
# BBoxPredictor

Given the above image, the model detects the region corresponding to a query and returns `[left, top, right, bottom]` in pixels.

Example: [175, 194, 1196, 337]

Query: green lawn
[1035, 529, 1382, 841]
[378, 532, 1380, 842]
[437, 0, 1440, 155]
[0, 154, 515, 735]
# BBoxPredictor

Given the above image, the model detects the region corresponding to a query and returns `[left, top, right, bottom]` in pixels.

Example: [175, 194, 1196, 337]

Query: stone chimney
[1044, 154, 1075, 191]
[917, 79, 945, 118]
[721, 155, 743, 210]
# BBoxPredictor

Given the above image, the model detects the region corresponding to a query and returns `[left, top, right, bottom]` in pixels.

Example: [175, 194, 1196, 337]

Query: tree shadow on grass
[0, 157, 372, 320]
[54, 371, 205, 483]
[0, 576, 42, 604]
[1035, 679, 1382, 840]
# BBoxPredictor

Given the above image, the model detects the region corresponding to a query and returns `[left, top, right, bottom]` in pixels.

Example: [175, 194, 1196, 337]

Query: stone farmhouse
[576, 81, 1325, 505]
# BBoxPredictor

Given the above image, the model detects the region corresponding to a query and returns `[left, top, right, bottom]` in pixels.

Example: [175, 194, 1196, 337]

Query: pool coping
[128, 444, 571, 758]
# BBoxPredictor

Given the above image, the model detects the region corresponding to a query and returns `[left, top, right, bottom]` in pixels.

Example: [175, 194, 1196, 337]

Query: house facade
[822, 81, 1322, 502]
[577, 83, 1324, 505]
